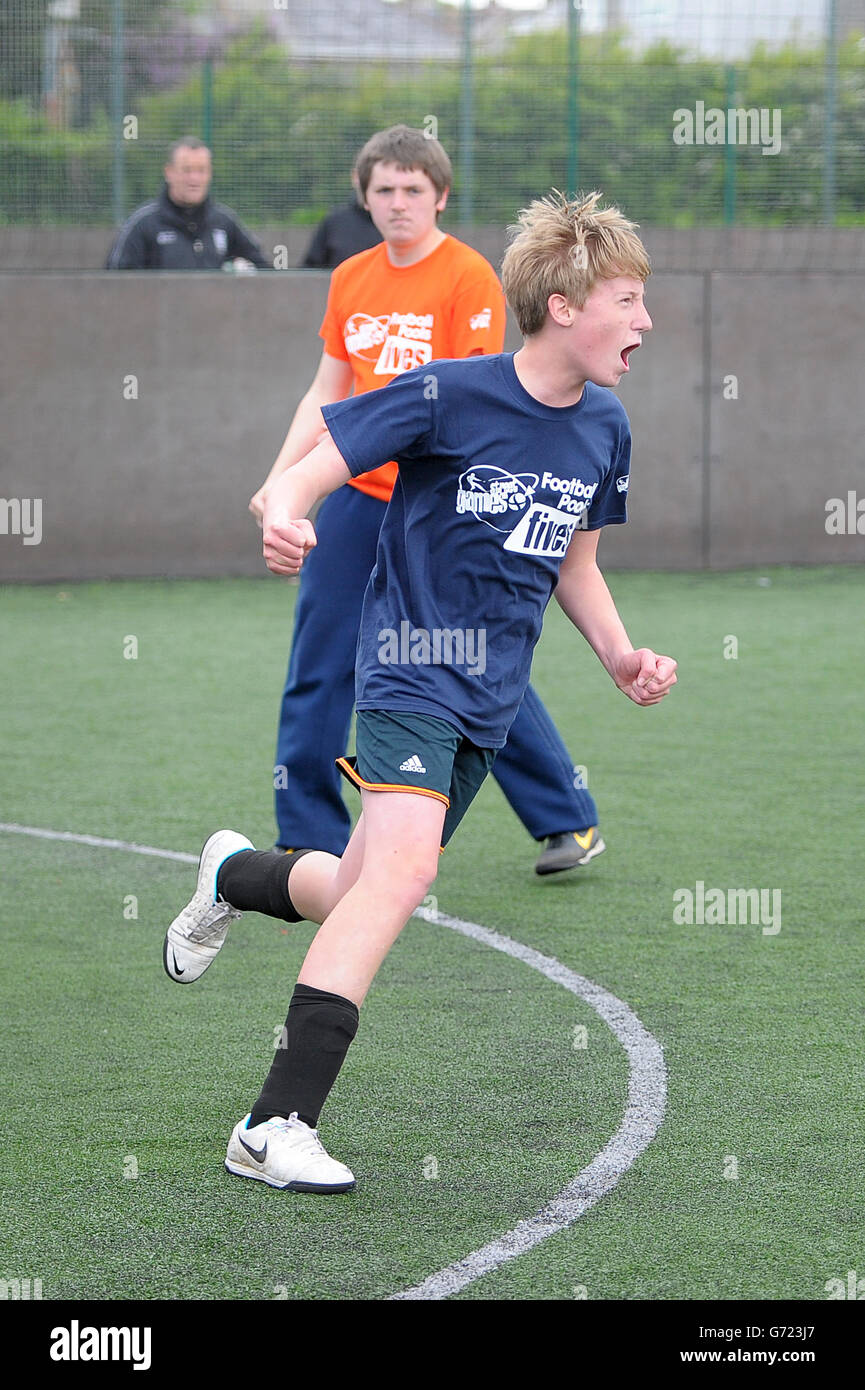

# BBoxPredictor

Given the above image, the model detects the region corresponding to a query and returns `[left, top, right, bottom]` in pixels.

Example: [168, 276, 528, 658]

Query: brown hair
[502, 190, 650, 336]
[355, 124, 452, 201]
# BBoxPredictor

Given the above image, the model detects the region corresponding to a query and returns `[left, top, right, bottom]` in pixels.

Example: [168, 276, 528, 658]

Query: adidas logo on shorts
[399, 754, 427, 774]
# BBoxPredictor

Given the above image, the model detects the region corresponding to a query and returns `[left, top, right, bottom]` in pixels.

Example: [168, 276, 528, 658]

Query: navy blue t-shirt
[322, 353, 631, 748]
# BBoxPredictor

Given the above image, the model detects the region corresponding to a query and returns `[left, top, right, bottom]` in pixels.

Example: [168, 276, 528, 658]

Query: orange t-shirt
[319, 234, 506, 502]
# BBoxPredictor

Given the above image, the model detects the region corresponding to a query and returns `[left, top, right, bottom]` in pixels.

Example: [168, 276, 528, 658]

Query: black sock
[248, 983, 359, 1129]
[216, 848, 315, 923]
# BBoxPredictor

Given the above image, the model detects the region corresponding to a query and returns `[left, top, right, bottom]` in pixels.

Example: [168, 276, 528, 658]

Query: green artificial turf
[1, 568, 862, 1300]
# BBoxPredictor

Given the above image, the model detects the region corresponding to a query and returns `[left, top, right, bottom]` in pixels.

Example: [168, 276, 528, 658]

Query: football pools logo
[456, 465, 585, 559]
[344, 311, 433, 375]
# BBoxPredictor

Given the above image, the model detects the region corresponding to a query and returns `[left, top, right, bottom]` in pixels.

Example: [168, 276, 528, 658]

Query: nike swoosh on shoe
[239, 1135, 268, 1164]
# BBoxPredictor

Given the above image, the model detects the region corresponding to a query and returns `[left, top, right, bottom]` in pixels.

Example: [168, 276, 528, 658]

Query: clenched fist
[262, 519, 317, 576]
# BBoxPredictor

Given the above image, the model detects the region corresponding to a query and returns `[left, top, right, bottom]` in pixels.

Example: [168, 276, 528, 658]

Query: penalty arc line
[0, 820, 667, 1301]
[391, 907, 666, 1299]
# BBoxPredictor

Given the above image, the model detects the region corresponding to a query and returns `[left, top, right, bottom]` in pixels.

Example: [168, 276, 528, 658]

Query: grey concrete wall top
[3, 224, 864, 274]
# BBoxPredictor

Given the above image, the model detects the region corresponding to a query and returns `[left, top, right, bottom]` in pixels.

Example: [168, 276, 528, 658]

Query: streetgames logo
[469, 307, 491, 330]
[456, 465, 537, 523]
[344, 311, 433, 375]
[456, 465, 589, 559]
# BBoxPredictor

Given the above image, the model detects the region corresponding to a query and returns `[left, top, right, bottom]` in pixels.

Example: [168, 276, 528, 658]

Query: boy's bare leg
[298, 788, 446, 1007]
[284, 813, 367, 924]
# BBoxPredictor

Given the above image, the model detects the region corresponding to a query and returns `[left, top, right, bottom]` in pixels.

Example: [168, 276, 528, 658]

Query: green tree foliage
[1, 19, 862, 226]
[0, 0, 51, 103]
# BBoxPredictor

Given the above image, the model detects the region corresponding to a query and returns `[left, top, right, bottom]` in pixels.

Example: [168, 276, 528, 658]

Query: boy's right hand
[262, 518, 317, 576]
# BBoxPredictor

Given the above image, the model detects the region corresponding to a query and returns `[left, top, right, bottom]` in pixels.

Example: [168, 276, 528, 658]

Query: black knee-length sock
[248, 983, 359, 1130]
[216, 849, 315, 923]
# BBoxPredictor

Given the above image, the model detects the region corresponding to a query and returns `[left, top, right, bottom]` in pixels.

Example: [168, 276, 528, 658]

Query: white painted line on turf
[392, 908, 667, 1300]
[0, 822, 198, 864]
[1, 822, 667, 1301]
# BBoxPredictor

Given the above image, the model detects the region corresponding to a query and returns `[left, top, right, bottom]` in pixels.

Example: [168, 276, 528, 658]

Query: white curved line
[0, 822, 667, 1301]
[392, 908, 666, 1299]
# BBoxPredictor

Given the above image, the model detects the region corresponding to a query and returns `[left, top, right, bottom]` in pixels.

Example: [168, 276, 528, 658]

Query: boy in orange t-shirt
[318, 229, 506, 503]
[249, 125, 604, 875]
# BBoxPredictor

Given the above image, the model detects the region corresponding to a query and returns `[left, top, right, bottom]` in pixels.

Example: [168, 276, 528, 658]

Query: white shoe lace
[187, 896, 241, 944]
[268, 1113, 328, 1158]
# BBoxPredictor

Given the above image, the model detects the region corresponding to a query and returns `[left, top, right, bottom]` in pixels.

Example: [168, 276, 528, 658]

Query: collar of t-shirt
[499, 352, 591, 421]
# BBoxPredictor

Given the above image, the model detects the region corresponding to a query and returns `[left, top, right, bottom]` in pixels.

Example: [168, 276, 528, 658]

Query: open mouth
[620, 342, 640, 369]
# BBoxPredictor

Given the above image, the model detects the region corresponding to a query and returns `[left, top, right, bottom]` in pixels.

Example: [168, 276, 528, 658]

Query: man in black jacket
[105, 136, 269, 271]
[300, 170, 382, 270]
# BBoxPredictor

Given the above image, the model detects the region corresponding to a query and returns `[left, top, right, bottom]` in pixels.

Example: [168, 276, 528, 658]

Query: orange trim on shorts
[335, 756, 450, 807]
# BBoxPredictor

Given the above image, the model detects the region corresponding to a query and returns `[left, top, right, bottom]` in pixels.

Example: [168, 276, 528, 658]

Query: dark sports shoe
[534, 828, 606, 876]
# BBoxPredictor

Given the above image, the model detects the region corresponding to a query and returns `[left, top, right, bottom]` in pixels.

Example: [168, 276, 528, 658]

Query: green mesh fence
[0, 1, 862, 238]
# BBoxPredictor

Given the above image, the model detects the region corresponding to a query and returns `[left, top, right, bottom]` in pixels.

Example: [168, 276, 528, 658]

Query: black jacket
[301, 200, 382, 269]
[105, 186, 269, 270]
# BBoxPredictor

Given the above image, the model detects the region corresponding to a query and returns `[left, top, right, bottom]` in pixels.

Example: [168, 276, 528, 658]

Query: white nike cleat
[162, 830, 254, 984]
[225, 1113, 356, 1193]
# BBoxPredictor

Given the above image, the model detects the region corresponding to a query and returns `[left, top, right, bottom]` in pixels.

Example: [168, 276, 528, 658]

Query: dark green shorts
[336, 709, 496, 847]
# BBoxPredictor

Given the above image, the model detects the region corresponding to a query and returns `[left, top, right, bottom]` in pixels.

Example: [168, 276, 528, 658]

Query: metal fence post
[823, 0, 837, 225]
[723, 64, 737, 225]
[111, 0, 125, 225]
[202, 56, 213, 151]
[567, 0, 581, 198]
[459, 0, 474, 225]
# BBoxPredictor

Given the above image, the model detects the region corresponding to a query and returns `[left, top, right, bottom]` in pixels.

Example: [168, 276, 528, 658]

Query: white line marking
[0, 822, 197, 864]
[1, 821, 667, 1301]
[392, 908, 666, 1299]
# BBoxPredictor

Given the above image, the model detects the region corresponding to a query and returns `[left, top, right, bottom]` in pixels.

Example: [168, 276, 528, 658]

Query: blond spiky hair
[501, 190, 651, 336]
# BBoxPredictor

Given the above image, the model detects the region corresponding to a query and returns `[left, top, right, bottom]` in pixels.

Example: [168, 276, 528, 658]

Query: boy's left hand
[613, 649, 678, 706]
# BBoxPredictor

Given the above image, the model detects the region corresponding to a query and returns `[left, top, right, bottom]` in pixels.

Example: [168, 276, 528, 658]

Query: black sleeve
[300, 217, 332, 268]
[105, 214, 153, 269]
[226, 214, 270, 268]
